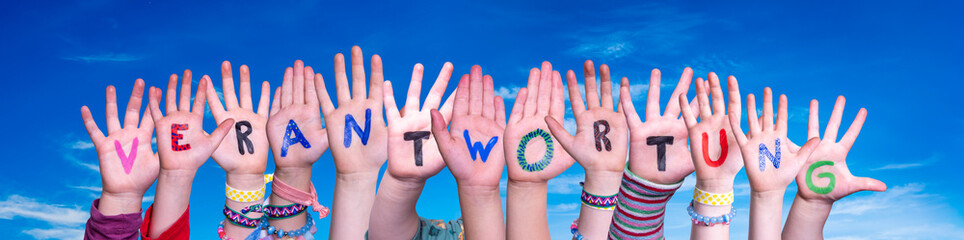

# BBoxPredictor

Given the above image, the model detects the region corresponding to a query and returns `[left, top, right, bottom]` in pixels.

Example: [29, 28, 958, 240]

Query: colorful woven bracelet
[217, 221, 263, 240]
[570, 219, 584, 240]
[686, 201, 736, 226]
[223, 206, 261, 228]
[263, 203, 307, 220]
[265, 211, 316, 239]
[581, 187, 618, 211]
[693, 187, 734, 206]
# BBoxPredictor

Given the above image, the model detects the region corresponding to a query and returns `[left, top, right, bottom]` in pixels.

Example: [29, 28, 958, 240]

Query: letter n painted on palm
[344, 108, 372, 148]
[758, 139, 782, 171]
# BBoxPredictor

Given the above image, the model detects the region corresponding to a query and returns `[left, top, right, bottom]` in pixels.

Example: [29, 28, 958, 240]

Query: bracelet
[569, 219, 584, 240]
[686, 201, 736, 226]
[265, 211, 316, 239]
[225, 174, 273, 203]
[263, 203, 307, 220]
[223, 206, 261, 228]
[693, 187, 734, 206]
[580, 183, 618, 211]
[217, 221, 264, 240]
[272, 177, 330, 219]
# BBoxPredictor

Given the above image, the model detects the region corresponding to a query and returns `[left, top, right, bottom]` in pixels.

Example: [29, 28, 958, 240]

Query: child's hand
[794, 96, 886, 201]
[148, 70, 234, 173]
[318, 46, 388, 175]
[207, 61, 270, 177]
[621, 68, 699, 184]
[504, 61, 574, 183]
[431, 65, 506, 189]
[266, 61, 330, 170]
[81, 79, 159, 215]
[679, 73, 744, 192]
[729, 87, 820, 194]
[383, 62, 454, 182]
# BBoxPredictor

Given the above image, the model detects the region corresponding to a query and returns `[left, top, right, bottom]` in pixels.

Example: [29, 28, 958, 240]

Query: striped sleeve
[608, 168, 683, 240]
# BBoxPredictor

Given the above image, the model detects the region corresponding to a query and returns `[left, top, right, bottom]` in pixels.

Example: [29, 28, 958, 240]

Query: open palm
[384, 62, 455, 181]
[267, 61, 329, 169]
[208, 61, 270, 175]
[680, 73, 745, 188]
[505, 61, 574, 183]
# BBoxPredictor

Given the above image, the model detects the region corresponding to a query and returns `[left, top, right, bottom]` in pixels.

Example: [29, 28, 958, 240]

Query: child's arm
[318, 46, 390, 239]
[726, 87, 820, 240]
[544, 60, 629, 240]
[369, 62, 455, 239]
[782, 97, 886, 240]
[431, 65, 507, 240]
[205, 62, 272, 239]
[503, 61, 574, 240]
[81, 79, 158, 240]
[145, 70, 234, 238]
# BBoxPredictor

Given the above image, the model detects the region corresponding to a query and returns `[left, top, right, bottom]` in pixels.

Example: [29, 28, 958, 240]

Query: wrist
[457, 184, 501, 198]
[696, 178, 735, 193]
[507, 180, 547, 190]
[158, 169, 197, 185]
[98, 191, 144, 215]
[226, 173, 266, 190]
[583, 171, 622, 195]
[751, 188, 786, 201]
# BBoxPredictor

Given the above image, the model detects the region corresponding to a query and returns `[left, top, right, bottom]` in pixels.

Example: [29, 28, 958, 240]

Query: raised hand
[545, 60, 628, 239]
[430, 65, 506, 239]
[728, 87, 820, 239]
[383, 62, 454, 181]
[81, 79, 158, 215]
[621, 67, 698, 184]
[207, 61, 270, 177]
[267, 60, 329, 170]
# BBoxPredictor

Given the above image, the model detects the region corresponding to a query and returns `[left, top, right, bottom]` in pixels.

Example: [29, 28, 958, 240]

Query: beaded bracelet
[569, 219, 584, 240]
[580, 187, 617, 211]
[265, 211, 316, 239]
[686, 201, 736, 226]
[223, 206, 261, 228]
[263, 203, 307, 220]
[217, 221, 263, 240]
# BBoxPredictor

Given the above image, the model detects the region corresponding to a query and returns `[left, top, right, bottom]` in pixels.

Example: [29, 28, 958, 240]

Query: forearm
[224, 173, 266, 239]
[577, 171, 622, 239]
[329, 171, 380, 239]
[690, 179, 734, 240]
[98, 192, 144, 216]
[457, 185, 505, 240]
[610, 169, 682, 240]
[506, 180, 549, 240]
[749, 190, 786, 240]
[149, 169, 196, 238]
[782, 194, 832, 240]
[368, 174, 426, 240]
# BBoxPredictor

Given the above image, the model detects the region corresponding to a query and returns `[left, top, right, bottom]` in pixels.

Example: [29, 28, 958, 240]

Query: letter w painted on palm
[463, 130, 498, 163]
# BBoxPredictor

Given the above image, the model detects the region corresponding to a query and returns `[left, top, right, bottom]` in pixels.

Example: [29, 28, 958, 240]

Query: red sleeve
[140, 204, 190, 240]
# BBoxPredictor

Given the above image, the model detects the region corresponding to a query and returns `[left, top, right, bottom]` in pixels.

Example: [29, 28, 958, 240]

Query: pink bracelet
[271, 177, 330, 219]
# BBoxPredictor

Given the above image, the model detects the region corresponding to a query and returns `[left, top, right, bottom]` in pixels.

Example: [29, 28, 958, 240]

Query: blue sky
[1, 1, 962, 239]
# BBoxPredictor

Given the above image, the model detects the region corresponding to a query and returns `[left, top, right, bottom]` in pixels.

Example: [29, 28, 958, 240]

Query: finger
[645, 69, 661, 121]
[350, 46, 368, 99]
[383, 81, 401, 121]
[857, 177, 887, 192]
[221, 61, 240, 110]
[708, 72, 726, 115]
[256, 81, 271, 117]
[405, 63, 425, 114]
[796, 137, 822, 161]
[207, 118, 236, 150]
[600, 64, 614, 110]
[664, 67, 693, 118]
[808, 100, 820, 140]
[728, 109, 747, 147]
[620, 83, 642, 126]
[293, 60, 305, 105]
[123, 79, 146, 129]
[776, 94, 788, 133]
[423, 62, 454, 112]
[81, 106, 105, 143]
[315, 73, 336, 115]
[205, 77, 226, 118]
[545, 116, 575, 156]
[439, 89, 456, 123]
[453, 74, 470, 117]
[370, 54, 384, 103]
[269, 87, 281, 116]
[825, 96, 846, 142]
[334, 53, 351, 104]
[469, 65, 483, 116]
[430, 109, 455, 147]
[179, 69, 193, 111]
[549, 70, 565, 120]
[679, 94, 697, 128]
[147, 87, 164, 125]
[138, 103, 154, 133]
[762, 87, 774, 131]
[695, 78, 712, 117]
[839, 108, 867, 149]
[507, 88, 528, 124]
[193, 75, 208, 115]
[165, 74, 178, 113]
[304, 66, 319, 107]
[239, 64, 253, 110]
[726, 75, 741, 125]
[584, 60, 600, 108]
[105, 85, 121, 133]
[482, 75, 495, 119]
[536, 61, 552, 116]
[524, 67, 539, 117]
[747, 93, 760, 135]
[566, 70, 586, 115]
[495, 96, 506, 127]
[281, 67, 294, 108]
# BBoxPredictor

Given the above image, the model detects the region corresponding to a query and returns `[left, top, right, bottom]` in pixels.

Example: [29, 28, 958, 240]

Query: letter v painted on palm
[114, 138, 138, 174]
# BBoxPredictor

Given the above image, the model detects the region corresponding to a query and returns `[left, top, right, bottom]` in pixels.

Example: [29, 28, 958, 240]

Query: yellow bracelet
[225, 174, 275, 203]
[693, 187, 734, 206]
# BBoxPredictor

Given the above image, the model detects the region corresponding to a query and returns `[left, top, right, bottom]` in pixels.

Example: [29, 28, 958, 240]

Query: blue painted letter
[758, 138, 781, 171]
[281, 119, 311, 157]
[463, 130, 498, 162]
[344, 108, 372, 148]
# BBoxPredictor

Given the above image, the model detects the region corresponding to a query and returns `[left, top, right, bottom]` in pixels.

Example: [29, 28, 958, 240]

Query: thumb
[430, 109, 455, 150]
[544, 116, 575, 159]
[856, 177, 887, 192]
[207, 118, 235, 150]
[796, 137, 822, 161]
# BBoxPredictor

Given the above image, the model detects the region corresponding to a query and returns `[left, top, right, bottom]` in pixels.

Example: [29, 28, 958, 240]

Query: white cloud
[547, 203, 580, 214]
[142, 195, 154, 203]
[494, 86, 522, 100]
[22, 228, 84, 240]
[0, 195, 88, 226]
[870, 163, 925, 171]
[62, 53, 142, 63]
[823, 183, 964, 239]
[68, 140, 94, 150]
[69, 185, 102, 192]
[547, 174, 584, 194]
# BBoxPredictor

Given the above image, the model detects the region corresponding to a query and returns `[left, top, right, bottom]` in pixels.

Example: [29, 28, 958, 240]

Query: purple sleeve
[84, 199, 142, 240]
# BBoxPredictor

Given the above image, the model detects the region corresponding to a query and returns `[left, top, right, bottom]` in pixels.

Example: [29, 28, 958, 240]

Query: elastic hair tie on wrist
[693, 187, 734, 206]
[271, 176, 330, 219]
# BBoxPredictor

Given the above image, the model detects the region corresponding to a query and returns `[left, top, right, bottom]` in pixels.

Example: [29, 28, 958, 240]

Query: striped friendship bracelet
[607, 168, 683, 240]
[263, 203, 307, 219]
[581, 189, 618, 211]
[223, 206, 261, 228]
